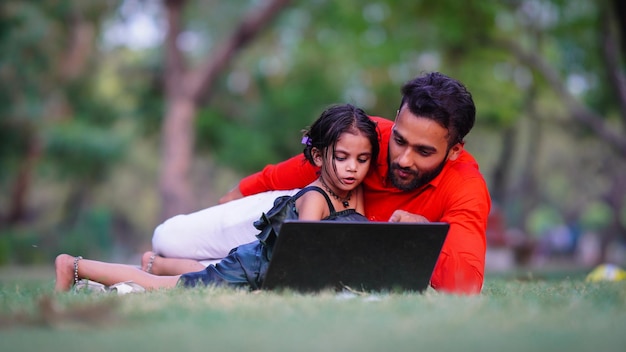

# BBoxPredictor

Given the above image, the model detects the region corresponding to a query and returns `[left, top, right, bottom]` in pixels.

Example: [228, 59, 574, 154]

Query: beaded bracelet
[74, 256, 83, 286]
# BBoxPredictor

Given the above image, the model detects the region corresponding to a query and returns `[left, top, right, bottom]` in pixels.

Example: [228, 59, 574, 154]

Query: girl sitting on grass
[54, 103, 379, 292]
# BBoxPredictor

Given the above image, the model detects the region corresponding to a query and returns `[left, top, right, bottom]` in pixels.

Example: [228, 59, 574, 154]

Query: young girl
[54, 103, 380, 292]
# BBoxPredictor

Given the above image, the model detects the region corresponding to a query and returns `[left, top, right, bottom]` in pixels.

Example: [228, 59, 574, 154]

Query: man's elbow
[430, 257, 484, 295]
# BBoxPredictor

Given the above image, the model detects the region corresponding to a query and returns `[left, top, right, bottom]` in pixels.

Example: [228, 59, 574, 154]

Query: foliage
[0, 2, 131, 259]
[0, 0, 127, 224]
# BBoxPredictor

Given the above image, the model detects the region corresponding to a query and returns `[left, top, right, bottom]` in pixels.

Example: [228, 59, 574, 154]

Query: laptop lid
[262, 221, 449, 293]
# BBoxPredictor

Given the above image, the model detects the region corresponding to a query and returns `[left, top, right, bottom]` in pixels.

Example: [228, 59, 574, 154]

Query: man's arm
[237, 154, 319, 196]
[431, 176, 490, 295]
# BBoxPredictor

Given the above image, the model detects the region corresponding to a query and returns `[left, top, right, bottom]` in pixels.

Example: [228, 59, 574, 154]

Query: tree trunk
[5, 131, 41, 225]
[159, 97, 197, 219]
[597, 167, 626, 264]
[4, 12, 94, 225]
[491, 126, 515, 206]
[159, 0, 291, 221]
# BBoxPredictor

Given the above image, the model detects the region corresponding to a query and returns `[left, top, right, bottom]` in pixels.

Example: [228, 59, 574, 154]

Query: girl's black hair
[302, 104, 379, 172]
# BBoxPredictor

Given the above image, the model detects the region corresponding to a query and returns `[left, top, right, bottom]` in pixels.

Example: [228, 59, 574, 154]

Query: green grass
[1, 266, 625, 352]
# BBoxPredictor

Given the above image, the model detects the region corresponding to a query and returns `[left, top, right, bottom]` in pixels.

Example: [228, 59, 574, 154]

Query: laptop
[262, 221, 449, 293]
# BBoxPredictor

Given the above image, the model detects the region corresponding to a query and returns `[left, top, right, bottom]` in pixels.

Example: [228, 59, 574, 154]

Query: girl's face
[315, 131, 373, 194]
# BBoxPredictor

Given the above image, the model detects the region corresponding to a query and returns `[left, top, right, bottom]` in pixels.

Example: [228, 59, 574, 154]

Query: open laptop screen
[262, 221, 449, 293]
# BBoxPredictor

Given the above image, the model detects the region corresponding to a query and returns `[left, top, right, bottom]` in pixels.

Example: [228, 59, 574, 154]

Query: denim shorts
[178, 240, 270, 290]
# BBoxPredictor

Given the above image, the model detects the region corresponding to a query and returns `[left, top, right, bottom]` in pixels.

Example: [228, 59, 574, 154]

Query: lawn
[1, 266, 625, 352]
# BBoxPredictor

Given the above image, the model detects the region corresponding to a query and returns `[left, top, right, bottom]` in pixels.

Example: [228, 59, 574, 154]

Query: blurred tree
[488, 0, 626, 261]
[158, 0, 291, 220]
[0, 1, 124, 227]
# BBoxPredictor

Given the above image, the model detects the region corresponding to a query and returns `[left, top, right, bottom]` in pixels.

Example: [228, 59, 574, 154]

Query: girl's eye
[358, 157, 370, 164]
[334, 156, 346, 161]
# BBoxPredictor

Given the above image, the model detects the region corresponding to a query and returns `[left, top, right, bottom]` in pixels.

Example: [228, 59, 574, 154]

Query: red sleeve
[430, 175, 490, 295]
[239, 154, 319, 196]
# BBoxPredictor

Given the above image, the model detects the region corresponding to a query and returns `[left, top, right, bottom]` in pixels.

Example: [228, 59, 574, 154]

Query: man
[152, 72, 491, 294]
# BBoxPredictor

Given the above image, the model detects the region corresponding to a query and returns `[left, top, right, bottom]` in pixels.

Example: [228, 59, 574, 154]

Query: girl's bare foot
[141, 251, 158, 274]
[54, 254, 76, 292]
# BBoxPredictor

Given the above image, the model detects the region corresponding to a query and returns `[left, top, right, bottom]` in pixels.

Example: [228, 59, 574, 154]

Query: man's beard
[387, 153, 448, 191]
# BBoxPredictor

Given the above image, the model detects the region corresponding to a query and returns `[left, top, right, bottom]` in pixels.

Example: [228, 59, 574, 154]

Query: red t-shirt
[239, 116, 491, 294]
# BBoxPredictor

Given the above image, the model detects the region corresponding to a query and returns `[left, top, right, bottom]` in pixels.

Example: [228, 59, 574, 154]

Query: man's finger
[388, 211, 403, 222]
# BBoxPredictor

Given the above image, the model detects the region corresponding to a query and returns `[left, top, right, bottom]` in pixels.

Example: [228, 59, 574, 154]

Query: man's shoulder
[439, 151, 490, 209]
[369, 116, 393, 141]
[369, 115, 393, 122]
[369, 116, 394, 128]
[446, 150, 486, 182]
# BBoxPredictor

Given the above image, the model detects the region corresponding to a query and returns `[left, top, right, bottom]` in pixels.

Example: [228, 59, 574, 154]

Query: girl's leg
[54, 254, 180, 292]
[141, 251, 206, 276]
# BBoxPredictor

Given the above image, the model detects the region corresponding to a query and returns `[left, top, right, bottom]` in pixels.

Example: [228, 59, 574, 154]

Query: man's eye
[394, 137, 405, 145]
[418, 149, 434, 157]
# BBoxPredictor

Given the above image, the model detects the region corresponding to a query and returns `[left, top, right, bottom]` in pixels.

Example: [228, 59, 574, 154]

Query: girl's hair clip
[301, 136, 311, 145]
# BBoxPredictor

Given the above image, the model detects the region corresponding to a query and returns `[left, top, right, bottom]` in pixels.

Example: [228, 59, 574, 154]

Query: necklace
[319, 177, 351, 208]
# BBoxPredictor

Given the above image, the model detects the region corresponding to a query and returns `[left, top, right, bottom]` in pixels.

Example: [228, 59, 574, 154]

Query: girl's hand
[388, 210, 429, 223]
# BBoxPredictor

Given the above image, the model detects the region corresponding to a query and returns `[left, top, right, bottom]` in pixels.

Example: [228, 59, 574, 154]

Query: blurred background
[0, 0, 624, 273]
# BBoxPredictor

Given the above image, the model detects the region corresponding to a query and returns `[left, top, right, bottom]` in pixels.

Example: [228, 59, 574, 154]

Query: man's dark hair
[398, 72, 476, 146]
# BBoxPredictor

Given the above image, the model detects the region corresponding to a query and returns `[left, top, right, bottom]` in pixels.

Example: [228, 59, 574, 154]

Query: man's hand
[388, 210, 429, 223]
[219, 187, 244, 204]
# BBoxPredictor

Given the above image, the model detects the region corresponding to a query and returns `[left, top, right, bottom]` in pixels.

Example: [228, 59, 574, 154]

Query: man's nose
[396, 148, 413, 168]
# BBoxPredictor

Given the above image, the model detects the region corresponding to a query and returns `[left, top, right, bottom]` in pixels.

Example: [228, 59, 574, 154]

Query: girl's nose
[346, 159, 357, 172]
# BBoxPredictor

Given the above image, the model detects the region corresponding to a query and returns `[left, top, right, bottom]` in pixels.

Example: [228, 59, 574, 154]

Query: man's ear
[447, 142, 464, 161]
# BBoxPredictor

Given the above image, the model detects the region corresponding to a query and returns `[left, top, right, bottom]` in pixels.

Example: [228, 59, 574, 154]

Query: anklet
[74, 256, 83, 286]
[146, 254, 156, 274]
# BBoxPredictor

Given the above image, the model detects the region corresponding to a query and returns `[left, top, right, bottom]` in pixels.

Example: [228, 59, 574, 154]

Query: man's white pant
[152, 189, 299, 266]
